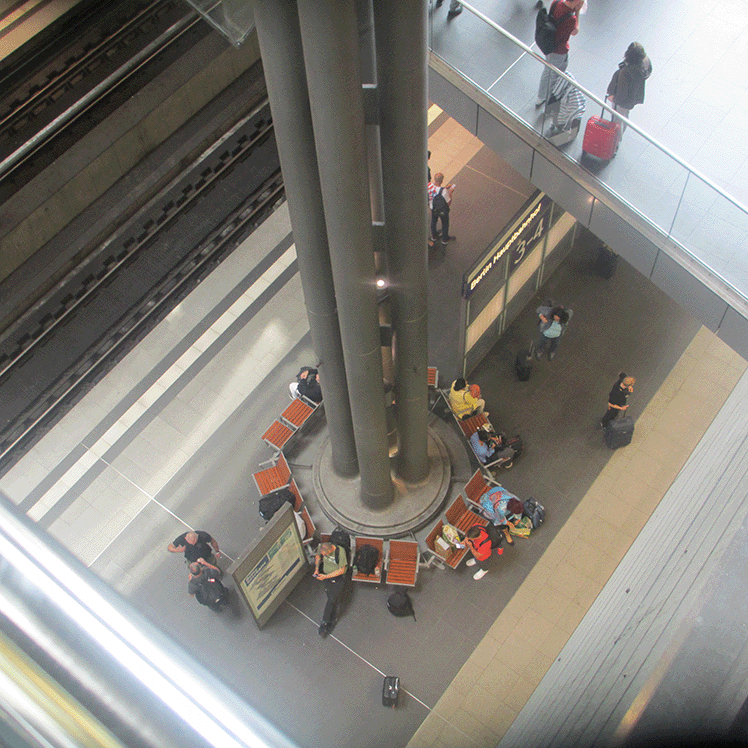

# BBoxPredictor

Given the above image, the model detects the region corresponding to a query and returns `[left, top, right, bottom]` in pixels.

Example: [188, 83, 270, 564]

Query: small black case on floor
[382, 675, 400, 707]
[515, 342, 534, 381]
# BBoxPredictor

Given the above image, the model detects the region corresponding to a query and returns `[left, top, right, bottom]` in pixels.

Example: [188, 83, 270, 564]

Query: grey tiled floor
[430, 0, 748, 298]
[0, 168, 704, 747]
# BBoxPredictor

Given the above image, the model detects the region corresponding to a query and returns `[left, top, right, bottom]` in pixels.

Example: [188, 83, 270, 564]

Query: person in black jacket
[601, 373, 635, 429]
[607, 42, 652, 135]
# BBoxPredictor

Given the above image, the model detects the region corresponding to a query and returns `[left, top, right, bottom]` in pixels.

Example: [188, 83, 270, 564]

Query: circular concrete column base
[312, 427, 451, 537]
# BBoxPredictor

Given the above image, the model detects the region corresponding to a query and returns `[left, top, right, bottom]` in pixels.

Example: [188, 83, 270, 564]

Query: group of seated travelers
[449, 378, 517, 468]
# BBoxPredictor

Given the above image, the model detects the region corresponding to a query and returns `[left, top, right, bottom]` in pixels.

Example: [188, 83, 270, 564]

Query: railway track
[0, 0, 206, 202]
[0, 98, 285, 471]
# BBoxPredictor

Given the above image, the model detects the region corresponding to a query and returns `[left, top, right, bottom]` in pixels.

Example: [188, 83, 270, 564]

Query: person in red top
[536, 0, 585, 107]
[465, 525, 504, 580]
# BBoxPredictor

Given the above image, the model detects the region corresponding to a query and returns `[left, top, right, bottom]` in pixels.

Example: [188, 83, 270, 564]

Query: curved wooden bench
[351, 537, 385, 583]
[386, 539, 419, 587]
[261, 420, 295, 452]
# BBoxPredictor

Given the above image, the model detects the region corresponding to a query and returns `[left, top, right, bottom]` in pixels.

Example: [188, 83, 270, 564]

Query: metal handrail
[451, 0, 748, 219]
[0, 489, 300, 748]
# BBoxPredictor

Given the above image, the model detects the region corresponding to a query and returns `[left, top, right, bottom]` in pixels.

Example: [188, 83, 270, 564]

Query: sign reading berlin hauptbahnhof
[463, 193, 552, 299]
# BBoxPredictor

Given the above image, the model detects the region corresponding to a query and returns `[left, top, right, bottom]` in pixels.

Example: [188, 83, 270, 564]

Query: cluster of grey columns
[253, 0, 430, 508]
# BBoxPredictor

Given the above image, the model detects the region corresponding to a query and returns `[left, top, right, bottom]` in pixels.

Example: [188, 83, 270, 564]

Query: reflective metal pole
[0, 492, 299, 748]
[296, 0, 394, 508]
[373, 0, 430, 482]
[252, 0, 358, 476]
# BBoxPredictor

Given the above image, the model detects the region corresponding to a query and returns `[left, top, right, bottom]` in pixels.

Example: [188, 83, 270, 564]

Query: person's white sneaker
[473, 568, 488, 580]
[465, 558, 477, 567]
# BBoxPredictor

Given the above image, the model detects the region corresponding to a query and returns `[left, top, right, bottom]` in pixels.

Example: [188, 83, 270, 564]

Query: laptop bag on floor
[604, 416, 634, 449]
[582, 99, 621, 161]
[382, 676, 400, 707]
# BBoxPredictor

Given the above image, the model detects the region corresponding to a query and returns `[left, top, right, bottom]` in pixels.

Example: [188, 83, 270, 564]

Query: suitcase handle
[600, 95, 614, 122]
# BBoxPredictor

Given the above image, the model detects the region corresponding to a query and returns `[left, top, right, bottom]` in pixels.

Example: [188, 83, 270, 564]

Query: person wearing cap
[601, 372, 635, 428]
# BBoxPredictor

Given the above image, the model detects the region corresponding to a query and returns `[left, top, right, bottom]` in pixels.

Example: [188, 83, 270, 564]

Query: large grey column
[253, 0, 358, 477]
[296, 0, 393, 508]
[373, 0, 430, 482]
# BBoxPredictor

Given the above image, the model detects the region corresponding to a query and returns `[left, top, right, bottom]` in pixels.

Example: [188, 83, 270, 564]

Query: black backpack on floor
[354, 544, 379, 576]
[387, 590, 416, 621]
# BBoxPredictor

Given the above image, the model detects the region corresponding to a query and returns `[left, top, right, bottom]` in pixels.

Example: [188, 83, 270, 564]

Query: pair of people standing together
[537, 0, 651, 136]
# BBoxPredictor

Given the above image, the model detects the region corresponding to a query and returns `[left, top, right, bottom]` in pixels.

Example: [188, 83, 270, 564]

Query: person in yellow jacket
[448, 378, 487, 420]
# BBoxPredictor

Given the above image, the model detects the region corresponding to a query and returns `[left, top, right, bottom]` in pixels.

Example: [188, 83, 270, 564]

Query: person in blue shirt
[536, 304, 571, 361]
[469, 426, 515, 468]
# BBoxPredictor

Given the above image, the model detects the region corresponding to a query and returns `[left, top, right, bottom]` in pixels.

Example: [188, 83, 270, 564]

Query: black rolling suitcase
[515, 342, 534, 381]
[595, 245, 618, 279]
[604, 416, 634, 449]
[382, 676, 400, 707]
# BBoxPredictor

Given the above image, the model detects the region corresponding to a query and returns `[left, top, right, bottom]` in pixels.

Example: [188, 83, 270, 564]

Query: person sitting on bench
[469, 425, 515, 468]
[289, 366, 322, 403]
[480, 487, 525, 545]
[448, 378, 486, 420]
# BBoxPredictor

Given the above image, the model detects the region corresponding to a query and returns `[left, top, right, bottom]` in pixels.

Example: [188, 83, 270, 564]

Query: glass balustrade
[428, 0, 748, 302]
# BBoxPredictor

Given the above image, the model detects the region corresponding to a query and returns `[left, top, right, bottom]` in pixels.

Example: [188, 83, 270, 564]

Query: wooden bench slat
[281, 398, 314, 429]
[262, 420, 294, 450]
[387, 540, 418, 587]
[351, 536, 384, 583]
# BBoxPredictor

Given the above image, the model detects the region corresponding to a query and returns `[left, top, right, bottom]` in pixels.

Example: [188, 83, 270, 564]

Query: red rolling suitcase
[582, 98, 621, 161]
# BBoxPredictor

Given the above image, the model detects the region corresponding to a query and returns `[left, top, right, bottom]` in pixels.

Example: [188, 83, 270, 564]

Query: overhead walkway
[428, 0, 748, 361]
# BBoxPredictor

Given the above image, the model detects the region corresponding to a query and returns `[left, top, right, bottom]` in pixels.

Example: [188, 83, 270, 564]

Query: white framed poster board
[228, 504, 308, 629]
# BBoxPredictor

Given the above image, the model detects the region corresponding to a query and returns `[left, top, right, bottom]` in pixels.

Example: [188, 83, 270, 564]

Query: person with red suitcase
[607, 42, 652, 136]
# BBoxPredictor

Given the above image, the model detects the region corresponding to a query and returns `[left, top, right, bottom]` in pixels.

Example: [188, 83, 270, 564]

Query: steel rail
[455, 0, 748, 219]
[0, 100, 272, 382]
[0, 0, 174, 137]
[0, 168, 285, 464]
[0, 7, 200, 182]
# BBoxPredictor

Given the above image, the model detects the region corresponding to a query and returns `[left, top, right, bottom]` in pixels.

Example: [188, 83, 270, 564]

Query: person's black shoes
[318, 622, 329, 638]
[447, 7, 463, 18]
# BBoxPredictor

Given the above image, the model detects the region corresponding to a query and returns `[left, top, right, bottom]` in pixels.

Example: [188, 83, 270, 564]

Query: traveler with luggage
[535, 0, 585, 107]
[188, 558, 229, 612]
[479, 486, 524, 545]
[536, 303, 572, 360]
[469, 425, 515, 468]
[607, 42, 652, 135]
[601, 373, 635, 429]
[428, 173, 456, 246]
[464, 525, 504, 580]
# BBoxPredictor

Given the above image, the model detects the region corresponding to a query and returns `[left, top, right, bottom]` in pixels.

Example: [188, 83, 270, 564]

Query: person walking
[536, 303, 571, 360]
[428, 173, 456, 245]
[601, 373, 635, 428]
[607, 42, 652, 135]
[314, 541, 348, 638]
[435, 0, 462, 20]
[536, 0, 585, 107]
